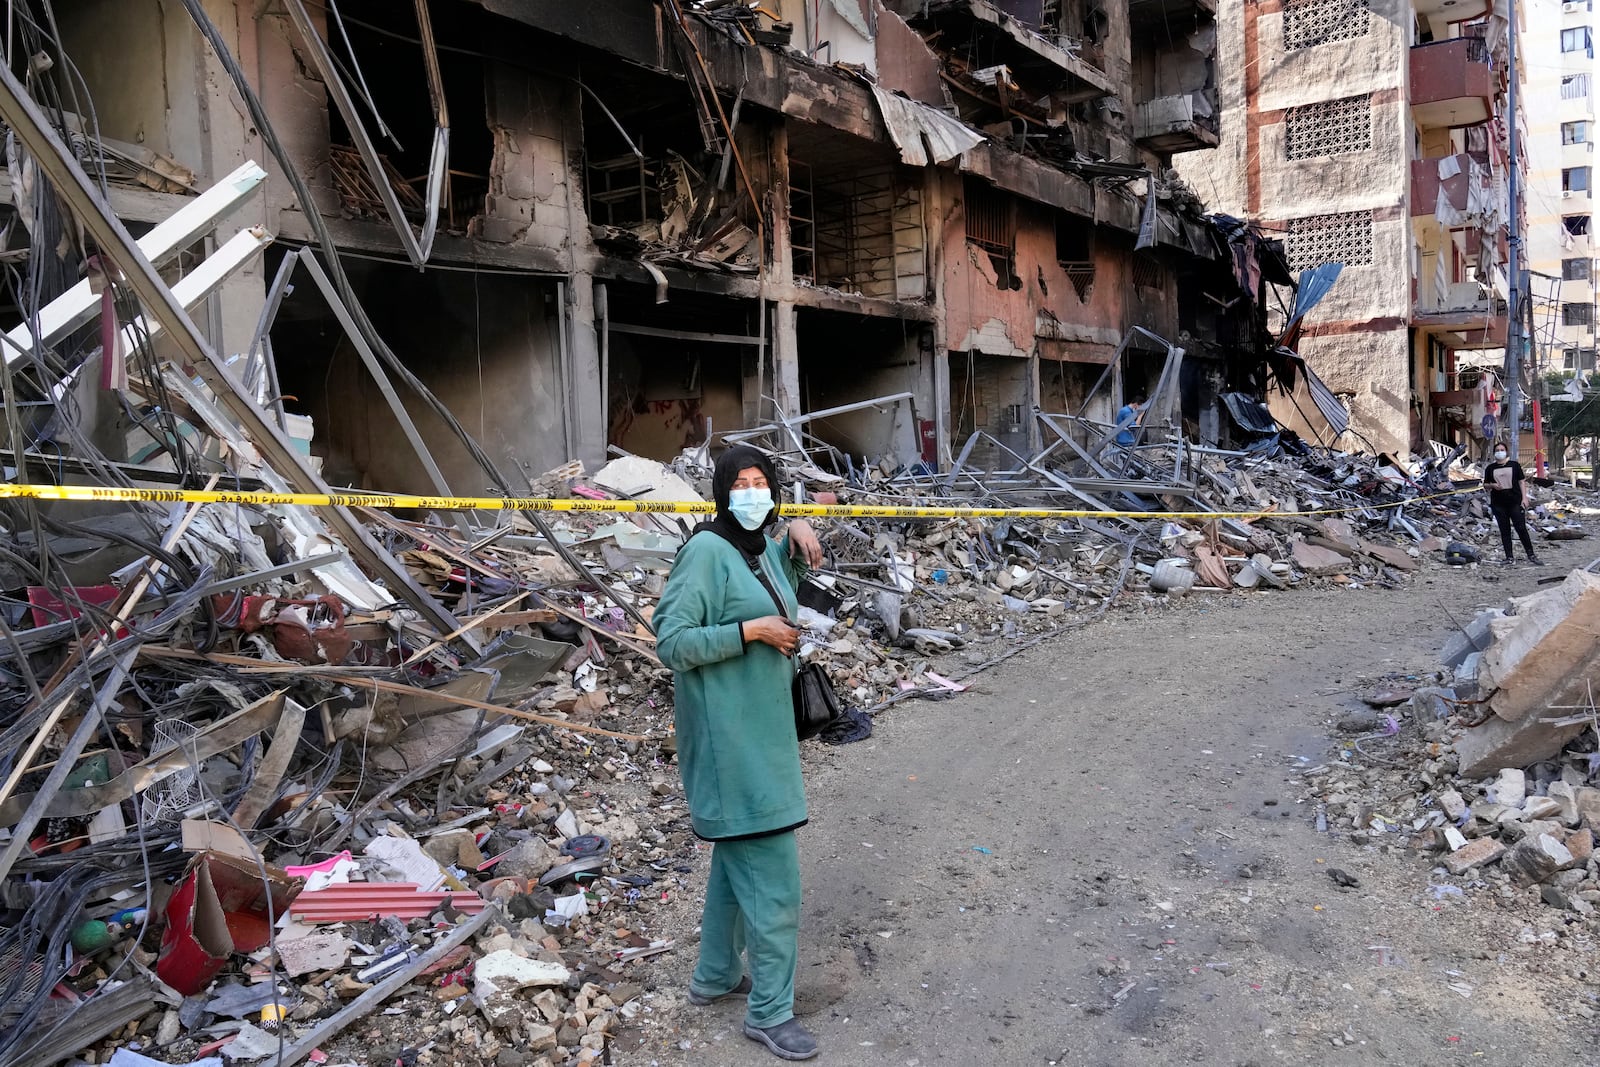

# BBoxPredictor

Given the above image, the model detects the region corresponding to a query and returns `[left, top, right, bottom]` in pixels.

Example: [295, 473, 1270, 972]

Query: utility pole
[1503, 0, 1523, 459]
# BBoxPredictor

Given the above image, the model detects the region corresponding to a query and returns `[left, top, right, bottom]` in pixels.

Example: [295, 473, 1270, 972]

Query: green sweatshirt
[655, 531, 807, 840]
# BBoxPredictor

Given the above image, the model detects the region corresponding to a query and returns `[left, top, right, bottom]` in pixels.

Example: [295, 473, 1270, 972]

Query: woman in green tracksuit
[654, 444, 824, 1062]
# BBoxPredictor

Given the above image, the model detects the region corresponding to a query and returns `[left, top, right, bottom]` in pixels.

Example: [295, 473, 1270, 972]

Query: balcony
[1133, 91, 1220, 152]
[1413, 282, 1509, 350]
[1410, 38, 1493, 130]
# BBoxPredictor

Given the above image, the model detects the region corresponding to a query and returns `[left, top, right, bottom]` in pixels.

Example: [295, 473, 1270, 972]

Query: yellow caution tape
[0, 481, 1478, 522]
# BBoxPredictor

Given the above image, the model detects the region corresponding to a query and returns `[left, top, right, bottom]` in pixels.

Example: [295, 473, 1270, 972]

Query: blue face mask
[728, 486, 773, 531]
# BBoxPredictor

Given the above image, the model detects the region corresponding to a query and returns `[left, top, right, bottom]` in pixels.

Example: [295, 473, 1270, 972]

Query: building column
[766, 122, 802, 420]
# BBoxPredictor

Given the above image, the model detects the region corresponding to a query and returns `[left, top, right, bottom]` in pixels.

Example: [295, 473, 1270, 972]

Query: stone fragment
[475, 951, 572, 1028]
[525, 1024, 558, 1053]
[1291, 541, 1349, 576]
[1504, 834, 1574, 887]
[1438, 789, 1468, 821]
[1576, 787, 1600, 830]
[1493, 768, 1527, 807]
[497, 838, 560, 881]
[1565, 827, 1594, 867]
[1548, 782, 1582, 827]
[1522, 796, 1563, 821]
[1442, 836, 1506, 875]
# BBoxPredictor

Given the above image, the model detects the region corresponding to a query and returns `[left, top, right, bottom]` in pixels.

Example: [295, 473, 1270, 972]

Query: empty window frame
[1566, 215, 1592, 236]
[1131, 255, 1164, 289]
[1282, 0, 1371, 50]
[1563, 120, 1591, 145]
[1055, 213, 1095, 302]
[1564, 302, 1595, 326]
[1286, 210, 1374, 270]
[1284, 94, 1372, 160]
[1565, 257, 1592, 281]
[964, 177, 1019, 287]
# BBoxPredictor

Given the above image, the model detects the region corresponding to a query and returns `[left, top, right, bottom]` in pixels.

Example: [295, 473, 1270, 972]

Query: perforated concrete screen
[1287, 210, 1374, 270]
[1285, 94, 1373, 160]
[1282, 0, 1372, 50]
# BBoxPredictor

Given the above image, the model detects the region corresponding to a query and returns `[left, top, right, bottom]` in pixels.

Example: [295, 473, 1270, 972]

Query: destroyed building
[0, 0, 1307, 488]
[1174, 0, 1519, 456]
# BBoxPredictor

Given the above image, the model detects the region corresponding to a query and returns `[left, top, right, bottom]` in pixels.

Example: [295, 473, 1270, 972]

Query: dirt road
[623, 541, 1600, 1067]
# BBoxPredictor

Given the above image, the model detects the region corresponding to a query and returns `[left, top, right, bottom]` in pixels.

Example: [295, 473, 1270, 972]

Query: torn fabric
[871, 87, 984, 167]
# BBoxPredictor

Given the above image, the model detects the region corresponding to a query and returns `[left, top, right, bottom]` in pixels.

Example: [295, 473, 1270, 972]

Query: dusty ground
[617, 536, 1600, 1067]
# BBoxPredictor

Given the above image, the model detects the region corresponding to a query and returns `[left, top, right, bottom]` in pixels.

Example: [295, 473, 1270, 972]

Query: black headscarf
[692, 444, 780, 559]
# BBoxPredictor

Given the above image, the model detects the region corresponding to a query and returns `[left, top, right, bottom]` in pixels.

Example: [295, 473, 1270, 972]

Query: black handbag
[701, 528, 846, 741]
[790, 659, 846, 741]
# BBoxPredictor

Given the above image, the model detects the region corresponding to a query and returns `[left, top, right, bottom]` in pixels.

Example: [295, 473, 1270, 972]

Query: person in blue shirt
[1114, 394, 1146, 447]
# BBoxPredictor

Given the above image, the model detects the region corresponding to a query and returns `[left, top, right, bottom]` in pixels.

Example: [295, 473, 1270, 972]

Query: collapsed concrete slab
[1454, 571, 1600, 775]
[1478, 571, 1600, 723]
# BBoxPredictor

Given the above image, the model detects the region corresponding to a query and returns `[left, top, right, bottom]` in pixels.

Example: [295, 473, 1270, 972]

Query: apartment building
[0, 0, 1311, 495]
[1525, 0, 1597, 377]
[1174, 0, 1518, 455]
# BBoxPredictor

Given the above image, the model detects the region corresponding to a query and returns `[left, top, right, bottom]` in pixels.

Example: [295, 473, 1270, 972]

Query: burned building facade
[3, 0, 1266, 489]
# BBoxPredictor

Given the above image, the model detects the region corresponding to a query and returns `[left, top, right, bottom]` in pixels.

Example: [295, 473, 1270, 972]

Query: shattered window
[1565, 257, 1591, 281]
[1285, 95, 1372, 160]
[1565, 215, 1592, 236]
[1282, 0, 1371, 50]
[1286, 210, 1373, 270]
[1564, 303, 1595, 327]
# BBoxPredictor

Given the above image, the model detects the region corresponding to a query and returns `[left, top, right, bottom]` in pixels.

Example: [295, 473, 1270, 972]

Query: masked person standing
[1483, 443, 1543, 566]
[654, 445, 824, 1061]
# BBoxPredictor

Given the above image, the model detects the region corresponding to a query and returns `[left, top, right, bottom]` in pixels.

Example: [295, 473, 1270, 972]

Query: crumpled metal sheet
[870, 86, 984, 167]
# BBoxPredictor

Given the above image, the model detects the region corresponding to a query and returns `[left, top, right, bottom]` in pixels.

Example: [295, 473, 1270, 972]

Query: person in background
[1484, 442, 1543, 566]
[654, 445, 825, 1062]
[1115, 393, 1147, 448]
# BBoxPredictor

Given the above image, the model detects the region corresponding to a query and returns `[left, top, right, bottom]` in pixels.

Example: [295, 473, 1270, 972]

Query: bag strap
[693, 526, 790, 620]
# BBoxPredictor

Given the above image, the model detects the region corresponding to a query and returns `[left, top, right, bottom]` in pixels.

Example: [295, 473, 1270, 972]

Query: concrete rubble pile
[0, 421, 1556, 1067]
[1303, 566, 1600, 932]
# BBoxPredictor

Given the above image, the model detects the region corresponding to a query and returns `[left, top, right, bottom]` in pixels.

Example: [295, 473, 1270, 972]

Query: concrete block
[1504, 834, 1573, 886]
[1454, 714, 1590, 779]
[1440, 609, 1500, 669]
[1479, 571, 1600, 723]
[1442, 836, 1506, 875]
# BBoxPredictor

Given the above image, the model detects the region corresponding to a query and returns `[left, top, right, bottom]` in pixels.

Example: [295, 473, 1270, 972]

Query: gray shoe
[687, 975, 751, 1006]
[744, 1019, 819, 1060]
[1528, 555, 1545, 566]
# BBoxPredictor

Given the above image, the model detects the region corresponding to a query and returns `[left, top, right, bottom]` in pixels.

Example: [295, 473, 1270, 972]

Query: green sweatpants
[690, 831, 801, 1029]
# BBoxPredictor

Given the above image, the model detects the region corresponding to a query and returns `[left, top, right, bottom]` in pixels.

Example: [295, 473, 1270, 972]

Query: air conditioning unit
[1565, 190, 1576, 197]
[1565, 2, 1582, 12]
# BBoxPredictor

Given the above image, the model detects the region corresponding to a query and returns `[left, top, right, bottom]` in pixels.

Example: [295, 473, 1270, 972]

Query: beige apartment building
[1525, 0, 1597, 377]
[1176, 0, 1517, 455]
